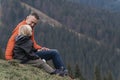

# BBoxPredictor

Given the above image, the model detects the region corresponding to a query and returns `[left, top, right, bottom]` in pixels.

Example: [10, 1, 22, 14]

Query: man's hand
[37, 47, 50, 51]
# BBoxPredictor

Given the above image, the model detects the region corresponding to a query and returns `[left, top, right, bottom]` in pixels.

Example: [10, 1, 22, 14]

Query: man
[5, 12, 41, 60]
[5, 12, 68, 76]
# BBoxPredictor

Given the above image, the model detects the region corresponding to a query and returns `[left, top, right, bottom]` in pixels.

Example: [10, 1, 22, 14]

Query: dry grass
[0, 59, 72, 80]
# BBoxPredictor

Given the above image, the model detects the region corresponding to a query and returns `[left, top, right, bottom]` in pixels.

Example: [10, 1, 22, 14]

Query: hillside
[67, 0, 120, 12]
[66, 0, 115, 7]
[22, 0, 120, 49]
[0, 59, 71, 80]
[0, 0, 120, 80]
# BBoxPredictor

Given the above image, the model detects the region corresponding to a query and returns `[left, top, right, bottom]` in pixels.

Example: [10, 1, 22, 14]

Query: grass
[0, 59, 73, 80]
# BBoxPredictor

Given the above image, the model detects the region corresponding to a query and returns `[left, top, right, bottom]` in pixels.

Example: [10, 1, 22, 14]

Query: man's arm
[5, 31, 18, 60]
[5, 20, 26, 60]
[31, 30, 42, 50]
[31, 31, 50, 51]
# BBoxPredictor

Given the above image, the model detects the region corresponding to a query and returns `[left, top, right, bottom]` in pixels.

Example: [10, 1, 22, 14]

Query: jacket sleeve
[31, 30, 42, 50]
[5, 29, 18, 60]
[5, 20, 26, 60]
[21, 44, 39, 60]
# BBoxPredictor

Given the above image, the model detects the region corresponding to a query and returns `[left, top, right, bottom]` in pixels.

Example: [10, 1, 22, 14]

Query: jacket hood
[15, 35, 31, 45]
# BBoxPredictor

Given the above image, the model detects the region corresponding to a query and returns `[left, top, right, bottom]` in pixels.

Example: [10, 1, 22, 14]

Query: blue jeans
[35, 49, 65, 69]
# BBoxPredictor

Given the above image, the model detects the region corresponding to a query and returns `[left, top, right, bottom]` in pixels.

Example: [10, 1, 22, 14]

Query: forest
[0, 0, 120, 80]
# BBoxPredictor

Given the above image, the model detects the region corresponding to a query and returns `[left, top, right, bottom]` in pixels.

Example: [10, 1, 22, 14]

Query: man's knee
[35, 59, 45, 65]
[51, 49, 60, 56]
[27, 59, 45, 67]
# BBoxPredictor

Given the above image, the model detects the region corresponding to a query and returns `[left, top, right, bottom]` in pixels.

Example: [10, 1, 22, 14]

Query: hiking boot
[58, 69, 68, 77]
[50, 69, 62, 75]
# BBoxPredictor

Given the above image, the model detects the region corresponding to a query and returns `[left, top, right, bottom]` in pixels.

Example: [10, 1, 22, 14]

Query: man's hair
[19, 25, 32, 36]
[29, 12, 39, 20]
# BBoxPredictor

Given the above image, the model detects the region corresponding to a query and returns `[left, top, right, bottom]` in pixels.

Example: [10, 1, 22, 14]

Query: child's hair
[18, 25, 32, 36]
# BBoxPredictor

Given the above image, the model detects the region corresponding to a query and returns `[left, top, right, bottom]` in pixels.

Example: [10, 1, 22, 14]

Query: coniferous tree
[0, 46, 4, 59]
[103, 76, 107, 80]
[74, 64, 85, 80]
[67, 64, 74, 78]
[75, 64, 81, 78]
[107, 71, 113, 80]
[94, 65, 102, 80]
[103, 71, 114, 80]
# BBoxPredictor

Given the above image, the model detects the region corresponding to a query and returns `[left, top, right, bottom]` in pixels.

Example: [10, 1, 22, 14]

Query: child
[13, 25, 55, 74]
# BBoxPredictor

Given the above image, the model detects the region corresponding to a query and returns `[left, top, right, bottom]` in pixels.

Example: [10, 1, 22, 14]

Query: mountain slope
[0, 59, 71, 80]
[67, 0, 115, 7]
[67, 0, 120, 12]
[20, 2, 62, 27]
[105, 0, 120, 12]
[20, 1, 103, 47]
[1, 0, 120, 80]
[22, 0, 120, 49]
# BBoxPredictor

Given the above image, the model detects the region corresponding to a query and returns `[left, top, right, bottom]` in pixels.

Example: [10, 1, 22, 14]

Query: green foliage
[75, 64, 81, 78]
[107, 71, 113, 80]
[0, 47, 4, 59]
[67, 64, 74, 78]
[94, 65, 102, 80]
[74, 64, 85, 80]
[103, 76, 107, 80]
[103, 71, 114, 80]
[0, 47, 2, 59]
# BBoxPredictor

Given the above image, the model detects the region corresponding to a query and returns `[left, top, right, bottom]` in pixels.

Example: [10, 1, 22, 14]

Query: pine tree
[94, 65, 102, 80]
[74, 64, 85, 80]
[0, 46, 4, 59]
[103, 76, 107, 80]
[67, 64, 74, 79]
[107, 71, 113, 80]
[103, 71, 114, 80]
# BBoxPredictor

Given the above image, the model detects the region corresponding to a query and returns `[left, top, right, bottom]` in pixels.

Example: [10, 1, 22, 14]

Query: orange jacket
[5, 20, 42, 60]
